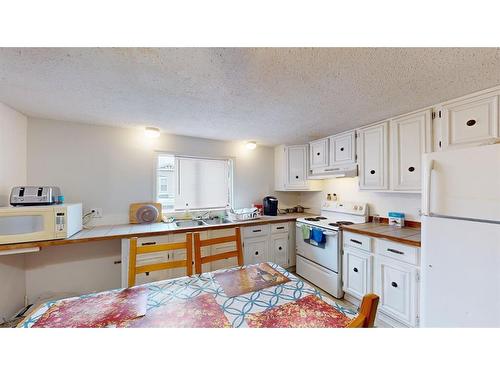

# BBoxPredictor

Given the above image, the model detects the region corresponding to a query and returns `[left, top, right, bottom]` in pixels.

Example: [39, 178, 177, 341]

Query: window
[156, 154, 233, 212]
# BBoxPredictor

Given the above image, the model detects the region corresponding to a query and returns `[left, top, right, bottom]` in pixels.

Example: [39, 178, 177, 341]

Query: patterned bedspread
[19, 262, 357, 328]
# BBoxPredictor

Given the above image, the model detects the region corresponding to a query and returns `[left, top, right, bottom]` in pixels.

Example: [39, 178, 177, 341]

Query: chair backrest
[193, 227, 243, 274]
[346, 294, 380, 328]
[128, 233, 193, 287]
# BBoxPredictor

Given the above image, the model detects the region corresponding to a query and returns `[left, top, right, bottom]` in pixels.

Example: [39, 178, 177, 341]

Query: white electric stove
[295, 201, 368, 298]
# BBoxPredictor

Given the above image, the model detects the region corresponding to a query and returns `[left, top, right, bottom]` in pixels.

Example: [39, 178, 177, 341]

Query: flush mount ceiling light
[245, 141, 257, 150]
[144, 127, 160, 138]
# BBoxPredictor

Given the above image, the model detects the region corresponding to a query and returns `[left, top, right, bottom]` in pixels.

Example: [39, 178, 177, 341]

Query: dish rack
[227, 207, 260, 222]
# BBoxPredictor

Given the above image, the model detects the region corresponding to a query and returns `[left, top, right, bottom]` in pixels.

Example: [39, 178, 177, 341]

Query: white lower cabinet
[374, 256, 419, 327]
[270, 233, 288, 268]
[343, 247, 372, 300]
[243, 236, 269, 265]
[342, 232, 421, 327]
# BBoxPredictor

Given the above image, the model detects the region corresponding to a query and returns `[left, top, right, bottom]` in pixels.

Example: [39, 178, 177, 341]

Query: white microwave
[0, 203, 82, 245]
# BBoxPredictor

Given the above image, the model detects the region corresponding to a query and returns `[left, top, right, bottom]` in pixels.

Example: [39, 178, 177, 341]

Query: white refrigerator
[421, 143, 500, 327]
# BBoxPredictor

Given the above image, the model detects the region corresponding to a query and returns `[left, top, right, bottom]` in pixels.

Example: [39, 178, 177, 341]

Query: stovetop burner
[328, 221, 355, 227]
[304, 216, 328, 222]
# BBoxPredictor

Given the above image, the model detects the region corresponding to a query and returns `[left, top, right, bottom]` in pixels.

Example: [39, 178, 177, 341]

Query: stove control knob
[353, 205, 358, 210]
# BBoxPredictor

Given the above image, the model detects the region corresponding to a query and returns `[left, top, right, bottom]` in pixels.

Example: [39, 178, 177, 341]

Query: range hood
[308, 163, 358, 180]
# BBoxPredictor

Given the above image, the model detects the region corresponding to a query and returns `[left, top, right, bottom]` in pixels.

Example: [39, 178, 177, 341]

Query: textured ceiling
[0, 48, 499, 145]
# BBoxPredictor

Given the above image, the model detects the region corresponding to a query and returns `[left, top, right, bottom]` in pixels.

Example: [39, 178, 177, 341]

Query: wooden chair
[128, 233, 193, 287]
[346, 293, 379, 328]
[193, 227, 243, 274]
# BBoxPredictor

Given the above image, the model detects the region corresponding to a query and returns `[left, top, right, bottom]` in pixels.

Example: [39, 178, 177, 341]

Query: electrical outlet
[91, 208, 103, 218]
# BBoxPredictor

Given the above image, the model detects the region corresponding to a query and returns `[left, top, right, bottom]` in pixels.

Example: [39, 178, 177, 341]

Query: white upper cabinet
[274, 144, 321, 191]
[309, 138, 329, 169]
[438, 91, 499, 149]
[390, 110, 431, 191]
[329, 130, 356, 165]
[358, 122, 389, 190]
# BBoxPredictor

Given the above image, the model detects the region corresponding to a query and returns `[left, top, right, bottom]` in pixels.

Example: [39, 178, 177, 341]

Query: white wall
[23, 117, 298, 304]
[0, 102, 28, 320]
[27, 117, 292, 224]
[24, 240, 122, 305]
[299, 177, 422, 221]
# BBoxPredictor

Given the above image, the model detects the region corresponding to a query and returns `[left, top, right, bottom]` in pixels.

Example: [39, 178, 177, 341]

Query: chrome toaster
[10, 186, 62, 206]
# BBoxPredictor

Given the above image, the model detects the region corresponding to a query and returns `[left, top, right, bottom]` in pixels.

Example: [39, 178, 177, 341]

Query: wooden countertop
[342, 222, 421, 247]
[0, 214, 304, 252]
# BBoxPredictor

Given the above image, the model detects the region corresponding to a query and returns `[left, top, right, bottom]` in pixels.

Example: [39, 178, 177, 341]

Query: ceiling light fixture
[144, 127, 160, 138]
[245, 141, 257, 150]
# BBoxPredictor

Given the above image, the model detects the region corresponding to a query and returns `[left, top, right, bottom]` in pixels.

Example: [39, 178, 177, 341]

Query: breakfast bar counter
[0, 213, 304, 252]
[341, 222, 421, 247]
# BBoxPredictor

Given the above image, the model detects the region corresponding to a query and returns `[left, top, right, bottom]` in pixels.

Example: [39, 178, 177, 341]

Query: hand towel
[311, 227, 325, 244]
[301, 225, 311, 240]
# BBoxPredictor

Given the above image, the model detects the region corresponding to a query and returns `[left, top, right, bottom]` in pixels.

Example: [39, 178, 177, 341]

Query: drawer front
[343, 231, 372, 252]
[135, 252, 171, 285]
[137, 235, 171, 246]
[243, 224, 270, 238]
[271, 223, 289, 234]
[376, 239, 419, 266]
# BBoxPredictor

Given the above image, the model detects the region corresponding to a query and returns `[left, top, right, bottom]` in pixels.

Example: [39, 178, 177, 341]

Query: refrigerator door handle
[422, 158, 434, 216]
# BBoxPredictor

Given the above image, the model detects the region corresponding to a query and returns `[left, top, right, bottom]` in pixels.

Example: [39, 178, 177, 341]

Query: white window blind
[156, 154, 232, 212]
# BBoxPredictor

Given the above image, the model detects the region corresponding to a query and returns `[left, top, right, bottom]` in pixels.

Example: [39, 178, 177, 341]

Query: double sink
[174, 217, 233, 228]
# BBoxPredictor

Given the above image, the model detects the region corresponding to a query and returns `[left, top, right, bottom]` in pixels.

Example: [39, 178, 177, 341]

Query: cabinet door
[358, 122, 389, 190]
[271, 234, 288, 268]
[244, 237, 269, 265]
[441, 93, 499, 149]
[209, 229, 237, 272]
[286, 145, 309, 189]
[343, 248, 372, 299]
[309, 138, 329, 169]
[374, 256, 418, 327]
[329, 131, 355, 165]
[390, 110, 431, 191]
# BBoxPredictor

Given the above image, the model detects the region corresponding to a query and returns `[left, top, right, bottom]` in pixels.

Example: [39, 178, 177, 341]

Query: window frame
[154, 152, 234, 213]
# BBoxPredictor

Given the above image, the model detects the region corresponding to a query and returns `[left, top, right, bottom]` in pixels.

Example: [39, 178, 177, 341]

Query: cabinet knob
[370, 170, 376, 175]
[353, 267, 358, 273]
[466, 119, 476, 126]
[408, 166, 415, 172]
[255, 251, 259, 255]
[316, 152, 320, 156]
[278, 246, 282, 250]
[391, 281, 398, 288]
[295, 175, 299, 179]
[340, 147, 344, 151]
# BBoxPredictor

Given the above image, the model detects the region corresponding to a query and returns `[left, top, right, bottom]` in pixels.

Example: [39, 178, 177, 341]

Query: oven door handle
[322, 231, 337, 236]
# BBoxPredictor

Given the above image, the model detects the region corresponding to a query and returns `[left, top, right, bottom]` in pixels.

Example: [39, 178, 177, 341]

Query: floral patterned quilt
[19, 262, 357, 328]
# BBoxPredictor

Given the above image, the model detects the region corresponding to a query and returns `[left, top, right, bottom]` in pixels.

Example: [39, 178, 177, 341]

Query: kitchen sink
[202, 217, 233, 225]
[175, 220, 207, 228]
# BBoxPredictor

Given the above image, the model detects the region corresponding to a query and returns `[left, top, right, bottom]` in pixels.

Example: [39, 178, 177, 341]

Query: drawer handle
[387, 248, 404, 255]
[255, 251, 259, 255]
[370, 169, 375, 175]
[350, 239, 362, 245]
[353, 267, 358, 273]
[276, 226, 284, 230]
[408, 166, 415, 172]
[252, 229, 262, 233]
[340, 147, 344, 151]
[466, 119, 476, 126]
[278, 246, 282, 250]
[142, 242, 156, 245]
[391, 281, 398, 288]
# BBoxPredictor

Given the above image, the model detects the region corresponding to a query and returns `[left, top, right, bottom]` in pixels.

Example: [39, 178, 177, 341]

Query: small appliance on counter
[129, 202, 162, 224]
[263, 196, 278, 216]
[0, 203, 83, 245]
[388, 212, 405, 227]
[10, 186, 63, 206]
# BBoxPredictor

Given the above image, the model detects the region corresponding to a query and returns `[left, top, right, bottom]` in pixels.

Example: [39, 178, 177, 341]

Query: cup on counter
[372, 214, 381, 224]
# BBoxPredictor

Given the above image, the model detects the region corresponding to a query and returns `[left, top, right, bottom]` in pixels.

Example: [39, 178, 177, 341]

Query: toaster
[10, 186, 62, 206]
